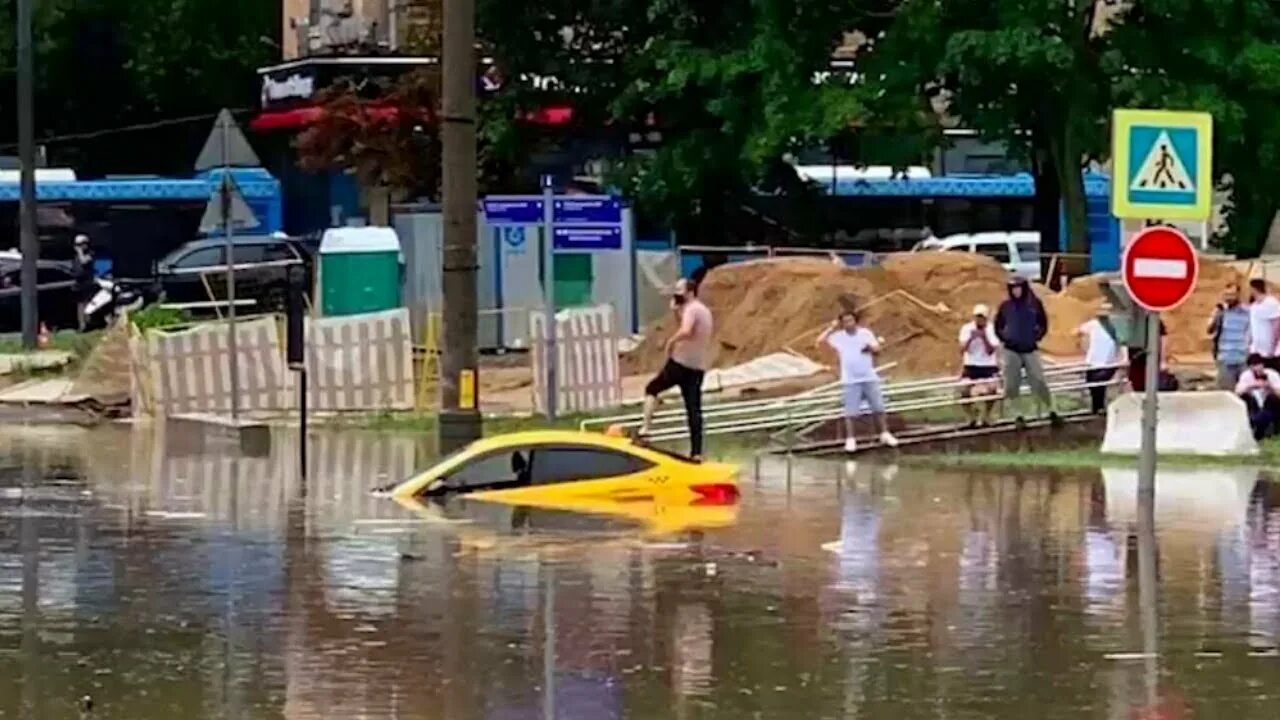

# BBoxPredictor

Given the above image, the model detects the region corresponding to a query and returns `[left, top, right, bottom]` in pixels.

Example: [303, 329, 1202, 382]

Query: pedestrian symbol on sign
[1132, 131, 1192, 192]
[1111, 109, 1212, 221]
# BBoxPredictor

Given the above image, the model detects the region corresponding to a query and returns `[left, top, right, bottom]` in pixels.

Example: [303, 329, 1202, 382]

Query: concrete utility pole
[437, 0, 481, 450]
[16, 0, 37, 349]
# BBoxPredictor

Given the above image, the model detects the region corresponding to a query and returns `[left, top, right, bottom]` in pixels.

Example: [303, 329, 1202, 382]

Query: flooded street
[2, 425, 1279, 718]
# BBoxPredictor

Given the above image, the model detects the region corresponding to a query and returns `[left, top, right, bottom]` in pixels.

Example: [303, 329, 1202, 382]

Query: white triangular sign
[198, 174, 260, 233]
[194, 109, 261, 171]
[1130, 131, 1194, 192]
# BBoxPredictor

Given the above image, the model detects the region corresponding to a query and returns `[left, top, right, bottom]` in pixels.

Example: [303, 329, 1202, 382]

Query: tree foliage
[0, 0, 276, 174]
[1109, 0, 1280, 255]
[295, 69, 442, 200]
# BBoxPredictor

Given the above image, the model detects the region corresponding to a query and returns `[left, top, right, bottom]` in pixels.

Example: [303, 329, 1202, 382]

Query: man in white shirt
[957, 304, 1000, 428]
[1077, 303, 1126, 414]
[1248, 279, 1280, 370]
[1236, 353, 1280, 439]
[816, 309, 899, 453]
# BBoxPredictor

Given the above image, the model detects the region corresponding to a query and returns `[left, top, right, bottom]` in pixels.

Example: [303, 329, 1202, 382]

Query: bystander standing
[1208, 286, 1251, 390]
[1248, 278, 1280, 371]
[957, 304, 1001, 428]
[994, 277, 1061, 427]
[816, 309, 899, 453]
[1077, 303, 1125, 414]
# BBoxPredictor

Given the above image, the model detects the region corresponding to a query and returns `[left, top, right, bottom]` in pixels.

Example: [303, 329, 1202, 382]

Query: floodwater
[1, 425, 1279, 719]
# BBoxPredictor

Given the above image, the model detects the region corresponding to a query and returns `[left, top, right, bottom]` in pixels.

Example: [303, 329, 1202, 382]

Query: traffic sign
[1122, 226, 1199, 312]
[198, 173, 259, 233]
[195, 109, 261, 172]
[1112, 109, 1213, 221]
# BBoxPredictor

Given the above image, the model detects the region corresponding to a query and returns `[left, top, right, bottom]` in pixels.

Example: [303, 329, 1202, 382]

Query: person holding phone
[1235, 353, 1280, 440]
[640, 276, 713, 460]
[816, 308, 899, 453]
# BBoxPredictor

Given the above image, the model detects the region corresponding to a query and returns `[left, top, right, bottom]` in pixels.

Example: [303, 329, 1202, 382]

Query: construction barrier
[133, 309, 415, 417]
[1100, 391, 1259, 457]
[530, 304, 623, 415]
[143, 317, 289, 417]
[298, 308, 415, 412]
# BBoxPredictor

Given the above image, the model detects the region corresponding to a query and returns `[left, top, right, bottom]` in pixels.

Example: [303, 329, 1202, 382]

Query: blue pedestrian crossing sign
[1112, 109, 1213, 220]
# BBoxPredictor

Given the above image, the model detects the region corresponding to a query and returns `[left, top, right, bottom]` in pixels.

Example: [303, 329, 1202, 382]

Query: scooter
[83, 278, 145, 330]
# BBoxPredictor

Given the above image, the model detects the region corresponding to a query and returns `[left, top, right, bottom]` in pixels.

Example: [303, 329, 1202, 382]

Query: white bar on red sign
[1132, 258, 1189, 280]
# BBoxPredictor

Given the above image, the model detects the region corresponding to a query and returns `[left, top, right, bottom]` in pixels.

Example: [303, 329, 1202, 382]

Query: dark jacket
[994, 279, 1048, 354]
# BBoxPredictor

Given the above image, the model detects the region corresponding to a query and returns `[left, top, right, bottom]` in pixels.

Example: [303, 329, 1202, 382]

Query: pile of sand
[625, 253, 1011, 378]
[625, 253, 1273, 377]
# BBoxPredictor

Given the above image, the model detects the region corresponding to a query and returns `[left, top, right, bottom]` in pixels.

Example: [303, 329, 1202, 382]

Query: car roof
[175, 235, 291, 251]
[465, 429, 642, 455]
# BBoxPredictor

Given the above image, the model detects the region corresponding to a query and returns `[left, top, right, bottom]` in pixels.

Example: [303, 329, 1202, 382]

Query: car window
[1017, 242, 1040, 262]
[974, 243, 1011, 263]
[231, 244, 266, 264]
[175, 247, 225, 269]
[264, 243, 298, 263]
[441, 449, 530, 492]
[529, 445, 654, 485]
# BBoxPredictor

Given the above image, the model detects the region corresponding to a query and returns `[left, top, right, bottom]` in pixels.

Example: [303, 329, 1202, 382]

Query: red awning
[251, 104, 575, 132]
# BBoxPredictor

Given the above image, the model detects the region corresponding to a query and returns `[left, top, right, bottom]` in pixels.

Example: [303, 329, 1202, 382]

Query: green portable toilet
[319, 226, 403, 316]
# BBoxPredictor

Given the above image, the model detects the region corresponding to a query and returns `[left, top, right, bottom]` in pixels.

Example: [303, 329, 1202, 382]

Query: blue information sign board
[552, 197, 622, 225]
[482, 196, 544, 225]
[553, 226, 622, 250]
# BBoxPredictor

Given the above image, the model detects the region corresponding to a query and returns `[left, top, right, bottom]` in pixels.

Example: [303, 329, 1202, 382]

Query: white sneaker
[843, 437, 858, 453]
[879, 431, 899, 448]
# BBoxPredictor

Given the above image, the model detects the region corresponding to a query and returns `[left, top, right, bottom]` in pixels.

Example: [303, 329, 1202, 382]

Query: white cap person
[958, 303, 1001, 428]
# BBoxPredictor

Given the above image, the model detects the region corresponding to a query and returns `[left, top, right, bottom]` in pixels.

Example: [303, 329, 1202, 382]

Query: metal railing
[580, 361, 1127, 445]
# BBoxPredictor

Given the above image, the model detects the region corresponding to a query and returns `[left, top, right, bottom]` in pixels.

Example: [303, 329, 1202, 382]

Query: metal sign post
[196, 110, 261, 421]
[1112, 108, 1212, 499]
[540, 175, 557, 421]
[1121, 226, 1199, 498]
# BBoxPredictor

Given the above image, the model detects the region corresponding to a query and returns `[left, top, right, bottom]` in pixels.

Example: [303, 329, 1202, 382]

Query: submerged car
[388, 430, 740, 507]
[391, 493, 740, 539]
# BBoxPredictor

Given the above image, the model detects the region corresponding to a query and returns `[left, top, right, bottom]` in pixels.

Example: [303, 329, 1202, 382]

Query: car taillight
[690, 483, 739, 506]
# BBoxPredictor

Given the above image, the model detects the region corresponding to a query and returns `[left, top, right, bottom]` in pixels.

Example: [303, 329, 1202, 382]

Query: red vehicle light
[689, 483, 740, 506]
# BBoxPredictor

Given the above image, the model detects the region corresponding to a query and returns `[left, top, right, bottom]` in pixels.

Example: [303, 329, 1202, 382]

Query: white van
[913, 231, 1042, 280]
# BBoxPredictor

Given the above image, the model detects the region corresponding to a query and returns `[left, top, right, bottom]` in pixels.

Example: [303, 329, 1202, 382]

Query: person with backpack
[1077, 303, 1125, 414]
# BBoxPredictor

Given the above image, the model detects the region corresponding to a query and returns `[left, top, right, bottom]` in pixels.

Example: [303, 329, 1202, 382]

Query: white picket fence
[529, 304, 623, 414]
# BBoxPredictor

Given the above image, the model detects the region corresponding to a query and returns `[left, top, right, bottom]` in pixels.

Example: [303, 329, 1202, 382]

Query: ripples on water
[0, 425, 1277, 718]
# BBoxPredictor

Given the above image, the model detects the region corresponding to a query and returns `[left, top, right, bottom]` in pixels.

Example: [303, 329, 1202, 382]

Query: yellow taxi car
[390, 493, 740, 539]
[388, 429, 740, 507]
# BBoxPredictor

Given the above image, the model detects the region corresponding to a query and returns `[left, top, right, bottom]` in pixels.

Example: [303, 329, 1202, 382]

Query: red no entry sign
[1122, 226, 1199, 312]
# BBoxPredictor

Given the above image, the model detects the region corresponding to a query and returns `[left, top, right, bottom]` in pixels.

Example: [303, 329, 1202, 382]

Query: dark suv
[155, 235, 312, 313]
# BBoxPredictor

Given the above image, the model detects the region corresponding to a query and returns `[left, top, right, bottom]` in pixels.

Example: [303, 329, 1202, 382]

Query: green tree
[478, 0, 897, 242]
[874, 0, 1122, 256]
[1110, 0, 1280, 256]
[0, 0, 276, 174]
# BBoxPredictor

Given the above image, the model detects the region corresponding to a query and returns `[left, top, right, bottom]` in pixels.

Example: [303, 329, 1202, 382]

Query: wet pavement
[1, 424, 1279, 718]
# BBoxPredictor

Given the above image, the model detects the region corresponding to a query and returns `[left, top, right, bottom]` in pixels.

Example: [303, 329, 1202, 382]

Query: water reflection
[3, 427, 1280, 717]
